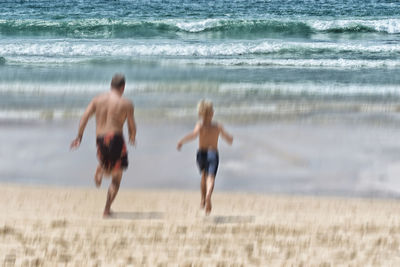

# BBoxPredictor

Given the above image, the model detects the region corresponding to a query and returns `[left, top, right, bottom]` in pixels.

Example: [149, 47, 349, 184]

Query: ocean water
[2, 1, 400, 197]
[1, 0, 400, 121]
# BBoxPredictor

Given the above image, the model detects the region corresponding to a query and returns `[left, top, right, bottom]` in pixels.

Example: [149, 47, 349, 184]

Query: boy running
[177, 100, 233, 215]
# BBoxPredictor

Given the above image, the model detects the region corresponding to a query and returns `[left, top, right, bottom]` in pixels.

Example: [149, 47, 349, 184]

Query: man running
[70, 74, 136, 217]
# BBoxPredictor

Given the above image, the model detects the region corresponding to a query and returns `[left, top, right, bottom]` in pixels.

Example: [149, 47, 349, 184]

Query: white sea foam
[0, 82, 106, 94]
[5, 56, 400, 69]
[2, 80, 400, 97]
[174, 19, 221, 32]
[0, 109, 84, 120]
[2, 18, 400, 35]
[2, 39, 400, 60]
[218, 82, 400, 96]
[309, 18, 400, 34]
[174, 18, 400, 34]
[173, 58, 400, 69]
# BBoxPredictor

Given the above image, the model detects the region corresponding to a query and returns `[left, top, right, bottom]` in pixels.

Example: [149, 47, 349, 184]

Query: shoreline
[1, 119, 400, 198]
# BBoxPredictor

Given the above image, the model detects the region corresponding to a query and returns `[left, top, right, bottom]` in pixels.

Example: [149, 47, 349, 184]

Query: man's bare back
[94, 91, 135, 138]
[70, 90, 136, 147]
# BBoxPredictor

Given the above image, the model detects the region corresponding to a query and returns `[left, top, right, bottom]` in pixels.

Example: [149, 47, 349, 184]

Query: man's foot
[94, 166, 103, 188]
[205, 199, 212, 215]
[103, 209, 113, 218]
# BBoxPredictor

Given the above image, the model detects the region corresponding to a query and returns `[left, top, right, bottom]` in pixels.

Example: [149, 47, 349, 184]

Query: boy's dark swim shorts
[196, 149, 219, 177]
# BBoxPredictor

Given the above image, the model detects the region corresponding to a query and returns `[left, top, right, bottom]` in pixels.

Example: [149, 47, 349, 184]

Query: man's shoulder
[93, 92, 108, 102]
[121, 97, 134, 107]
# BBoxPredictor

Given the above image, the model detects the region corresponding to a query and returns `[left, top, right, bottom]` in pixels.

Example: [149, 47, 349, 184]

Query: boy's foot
[205, 199, 212, 215]
[200, 198, 205, 209]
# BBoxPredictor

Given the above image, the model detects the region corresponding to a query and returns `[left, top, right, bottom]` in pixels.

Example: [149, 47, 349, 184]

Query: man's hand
[70, 136, 82, 150]
[129, 136, 136, 146]
[177, 141, 183, 151]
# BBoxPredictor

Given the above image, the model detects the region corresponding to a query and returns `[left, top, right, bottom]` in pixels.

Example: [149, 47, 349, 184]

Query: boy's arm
[219, 124, 233, 145]
[127, 101, 136, 145]
[177, 123, 200, 151]
[70, 98, 96, 149]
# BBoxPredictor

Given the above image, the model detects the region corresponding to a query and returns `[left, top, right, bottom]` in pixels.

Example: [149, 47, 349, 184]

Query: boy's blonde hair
[197, 99, 214, 118]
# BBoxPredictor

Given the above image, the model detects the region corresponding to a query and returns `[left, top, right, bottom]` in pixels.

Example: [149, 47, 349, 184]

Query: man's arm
[127, 101, 136, 145]
[70, 99, 96, 149]
[177, 123, 200, 151]
[219, 124, 233, 145]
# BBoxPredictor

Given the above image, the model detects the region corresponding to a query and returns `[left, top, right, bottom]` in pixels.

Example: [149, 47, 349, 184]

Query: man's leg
[94, 164, 104, 188]
[103, 170, 122, 217]
[200, 171, 206, 208]
[205, 175, 215, 215]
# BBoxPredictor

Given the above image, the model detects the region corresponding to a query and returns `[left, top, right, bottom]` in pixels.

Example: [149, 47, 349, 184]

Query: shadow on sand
[110, 211, 164, 220]
[206, 215, 255, 224]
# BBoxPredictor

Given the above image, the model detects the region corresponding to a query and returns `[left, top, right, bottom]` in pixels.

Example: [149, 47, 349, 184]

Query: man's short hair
[111, 74, 126, 89]
[198, 99, 213, 117]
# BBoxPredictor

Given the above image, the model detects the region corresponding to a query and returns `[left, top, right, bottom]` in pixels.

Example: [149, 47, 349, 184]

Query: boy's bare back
[177, 99, 233, 151]
[198, 122, 223, 150]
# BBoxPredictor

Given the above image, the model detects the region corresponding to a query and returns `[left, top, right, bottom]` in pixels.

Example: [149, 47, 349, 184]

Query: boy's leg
[94, 164, 104, 188]
[200, 171, 206, 208]
[205, 175, 215, 215]
[103, 170, 122, 217]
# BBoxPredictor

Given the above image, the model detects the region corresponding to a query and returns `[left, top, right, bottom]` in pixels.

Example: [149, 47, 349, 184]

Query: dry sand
[1, 184, 400, 266]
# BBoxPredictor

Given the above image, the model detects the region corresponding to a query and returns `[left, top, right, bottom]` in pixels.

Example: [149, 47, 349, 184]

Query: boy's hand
[70, 136, 81, 150]
[219, 124, 233, 145]
[227, 137, 233, 145]
[177, 142, 183, 151]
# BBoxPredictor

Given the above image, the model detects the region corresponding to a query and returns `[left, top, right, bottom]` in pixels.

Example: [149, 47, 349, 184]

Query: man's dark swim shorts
[196, 149, 219, 176]
[96, 133, 128, 173]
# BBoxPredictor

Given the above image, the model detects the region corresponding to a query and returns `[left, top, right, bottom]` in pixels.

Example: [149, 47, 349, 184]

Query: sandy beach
[1, 184, 400, 266]
[3, 0, 400, 266]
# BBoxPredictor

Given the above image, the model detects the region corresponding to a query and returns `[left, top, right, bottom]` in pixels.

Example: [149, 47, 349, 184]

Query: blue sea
[2, 0, 400, 196]
[1, 0, 400, 120]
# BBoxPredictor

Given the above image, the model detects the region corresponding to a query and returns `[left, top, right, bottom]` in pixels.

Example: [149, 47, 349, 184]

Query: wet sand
[1, 184, 400, 266]
[2, 119, 400, 197]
